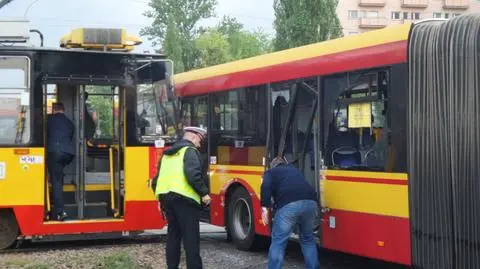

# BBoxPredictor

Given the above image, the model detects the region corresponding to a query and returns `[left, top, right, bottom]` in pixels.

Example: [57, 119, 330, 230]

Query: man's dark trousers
[162, 194, 202, 269]
[48, 152, 73, 216]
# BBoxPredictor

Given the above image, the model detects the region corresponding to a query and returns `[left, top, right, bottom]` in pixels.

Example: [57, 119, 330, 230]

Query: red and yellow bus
[172, 15, 480, 269]
[0, 22, 176, 248]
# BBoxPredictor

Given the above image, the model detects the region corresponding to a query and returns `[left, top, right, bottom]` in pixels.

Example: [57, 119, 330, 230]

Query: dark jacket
[152, 139, 209, 200]
[261, 164, 317, 210]
[47, 113, 75, 155]
[84, 103, 95, 140]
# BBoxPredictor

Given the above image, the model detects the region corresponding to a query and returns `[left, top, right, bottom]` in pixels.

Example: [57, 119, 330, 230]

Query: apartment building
[337, 0, 480, 36]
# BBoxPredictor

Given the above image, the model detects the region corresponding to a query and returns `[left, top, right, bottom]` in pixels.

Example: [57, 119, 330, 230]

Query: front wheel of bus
[0, 210, 19, 250]
[227, 187, 266, 251]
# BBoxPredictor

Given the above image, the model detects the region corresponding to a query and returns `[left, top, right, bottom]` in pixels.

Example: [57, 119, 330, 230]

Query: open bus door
[269, 78, 322, 233]
[43, 81, 126, 221]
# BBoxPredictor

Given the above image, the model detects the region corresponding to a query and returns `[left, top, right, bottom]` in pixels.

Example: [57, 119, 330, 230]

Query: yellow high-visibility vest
[154, 146, 201, 204]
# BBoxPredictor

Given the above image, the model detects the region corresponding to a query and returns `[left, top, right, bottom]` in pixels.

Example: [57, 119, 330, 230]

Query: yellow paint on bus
[0, 148, 45, 206]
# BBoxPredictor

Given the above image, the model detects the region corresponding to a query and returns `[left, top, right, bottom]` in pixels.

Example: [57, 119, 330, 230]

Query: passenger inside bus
[47, 102, 75, 221]
[84, 92, 96, 142]
[137, 109, 150, 136]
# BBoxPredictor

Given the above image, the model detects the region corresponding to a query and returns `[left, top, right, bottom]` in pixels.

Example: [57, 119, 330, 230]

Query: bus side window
[323, 70, 390, 171]
[181, 96, 208, 127]
[210, 86, 267, 166]
[0, 56, 31, 145]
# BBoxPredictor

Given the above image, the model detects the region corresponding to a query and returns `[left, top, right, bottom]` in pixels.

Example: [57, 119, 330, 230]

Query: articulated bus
[0, 21, 176, 249]
[171, 15, 480, 269]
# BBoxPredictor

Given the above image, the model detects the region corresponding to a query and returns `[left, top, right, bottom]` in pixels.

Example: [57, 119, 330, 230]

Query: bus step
[60, 189, 111, 205]
[63, 202, 110, 220]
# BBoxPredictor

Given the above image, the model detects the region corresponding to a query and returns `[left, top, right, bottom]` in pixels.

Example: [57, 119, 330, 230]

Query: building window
[411, 12, 420, 20]
[366, 11, 379, 18]
[391, 12, 400, 20]
[403, 12, 409, 19]
[453, 13, 461, 17]
[445, 13, 450, 19]
[433, 12, 442, 18]
[348, 10, 358, 20]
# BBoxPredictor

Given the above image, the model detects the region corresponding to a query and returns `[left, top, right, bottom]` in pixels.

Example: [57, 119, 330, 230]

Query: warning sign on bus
[348, 103, 371, 128]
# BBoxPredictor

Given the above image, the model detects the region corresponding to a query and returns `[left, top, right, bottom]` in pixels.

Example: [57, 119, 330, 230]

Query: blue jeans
[268, 200, 319, 269]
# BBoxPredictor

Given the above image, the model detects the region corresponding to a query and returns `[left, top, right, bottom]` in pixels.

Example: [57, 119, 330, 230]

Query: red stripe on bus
[327, 176, 408, 186]
[176, 41, 407, 97]
[13, 201, 166, 236]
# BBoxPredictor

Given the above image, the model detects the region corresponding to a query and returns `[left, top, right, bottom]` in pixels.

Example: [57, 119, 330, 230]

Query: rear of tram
[0, 20, 177, 249]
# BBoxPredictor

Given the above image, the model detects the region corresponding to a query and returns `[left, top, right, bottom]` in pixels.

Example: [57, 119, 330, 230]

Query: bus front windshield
[136, 79, 180, 144]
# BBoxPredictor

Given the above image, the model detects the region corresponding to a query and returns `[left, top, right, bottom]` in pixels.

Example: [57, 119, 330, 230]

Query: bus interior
[44, 83, 124, 220]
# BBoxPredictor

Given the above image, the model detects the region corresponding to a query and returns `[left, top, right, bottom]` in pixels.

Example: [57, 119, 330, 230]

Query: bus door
[270, 79, 320, 188]
[80, 85, 124, 219]
[44, 83, 124, 220]
[269, 79, 321, 231]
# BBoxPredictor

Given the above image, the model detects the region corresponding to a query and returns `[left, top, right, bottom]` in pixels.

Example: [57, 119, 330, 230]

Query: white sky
[0, 0, 275, 52]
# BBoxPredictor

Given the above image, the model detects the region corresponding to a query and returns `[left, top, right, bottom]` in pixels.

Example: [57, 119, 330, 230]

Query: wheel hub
[232, 198, 252, 240]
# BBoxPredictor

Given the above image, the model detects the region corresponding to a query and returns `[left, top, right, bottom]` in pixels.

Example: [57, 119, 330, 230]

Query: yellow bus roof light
[60, 28, 142, 52]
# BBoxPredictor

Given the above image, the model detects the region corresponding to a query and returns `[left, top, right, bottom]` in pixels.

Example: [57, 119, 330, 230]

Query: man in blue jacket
[47, 102, 75, 221]
[261, 157, 319, 269]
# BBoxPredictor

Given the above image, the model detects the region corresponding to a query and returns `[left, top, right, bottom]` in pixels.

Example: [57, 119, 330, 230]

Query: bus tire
[227, 187, 266, 251]
[0, 210, 19, 250]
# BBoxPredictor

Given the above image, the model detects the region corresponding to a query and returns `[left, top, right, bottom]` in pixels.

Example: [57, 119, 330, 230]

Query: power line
[24, 0, 41, 17]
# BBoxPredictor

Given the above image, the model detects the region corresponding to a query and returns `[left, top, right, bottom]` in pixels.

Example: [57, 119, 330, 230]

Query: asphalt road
[0, 224, 410, 269]
[192, 224, 409, 269]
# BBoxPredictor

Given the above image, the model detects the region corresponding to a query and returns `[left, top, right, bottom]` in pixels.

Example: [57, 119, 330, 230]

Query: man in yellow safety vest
[152, 126, 210, 269]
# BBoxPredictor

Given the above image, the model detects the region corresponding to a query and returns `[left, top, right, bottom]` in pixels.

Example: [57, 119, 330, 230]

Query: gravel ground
[0, 226, 409, 269]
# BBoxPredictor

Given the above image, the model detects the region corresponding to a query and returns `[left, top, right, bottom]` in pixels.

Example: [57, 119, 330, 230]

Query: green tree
[86, 86, 117, 139]
[141, 0, 218, 72]
[217, 16, 273, 60]
[273, 0, 343, 51]
[163, 19, 184, 73]
[195, 29, 231, 68]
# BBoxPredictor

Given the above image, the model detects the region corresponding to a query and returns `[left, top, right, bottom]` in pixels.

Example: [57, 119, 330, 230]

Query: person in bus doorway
[47, 102, 75, 221]
[151, 126, 211, 269]
[84, 92, 97, 142]
[261, 157, 320, 269]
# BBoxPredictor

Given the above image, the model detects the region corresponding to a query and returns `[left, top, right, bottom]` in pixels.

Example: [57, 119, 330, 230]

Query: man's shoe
[56, 211, 68, 221]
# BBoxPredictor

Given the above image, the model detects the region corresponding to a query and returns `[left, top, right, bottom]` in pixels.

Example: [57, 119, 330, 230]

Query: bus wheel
[227, 187, 266, 251]
[0, 210, 19, 250]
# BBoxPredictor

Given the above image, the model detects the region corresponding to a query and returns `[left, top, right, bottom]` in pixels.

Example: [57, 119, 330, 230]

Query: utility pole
[0, 0, 14, 10]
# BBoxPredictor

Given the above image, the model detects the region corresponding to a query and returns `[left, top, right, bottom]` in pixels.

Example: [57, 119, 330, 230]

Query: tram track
[0, 231, 227, 254]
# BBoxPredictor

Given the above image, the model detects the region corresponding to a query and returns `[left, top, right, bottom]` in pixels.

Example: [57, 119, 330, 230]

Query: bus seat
[332, 146, 361, 168]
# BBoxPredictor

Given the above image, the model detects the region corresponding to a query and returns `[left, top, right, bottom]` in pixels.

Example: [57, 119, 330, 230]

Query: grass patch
[102, 252, 137, 269]
[25, 264, 50, 269]
[3, 258, 29, 267]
